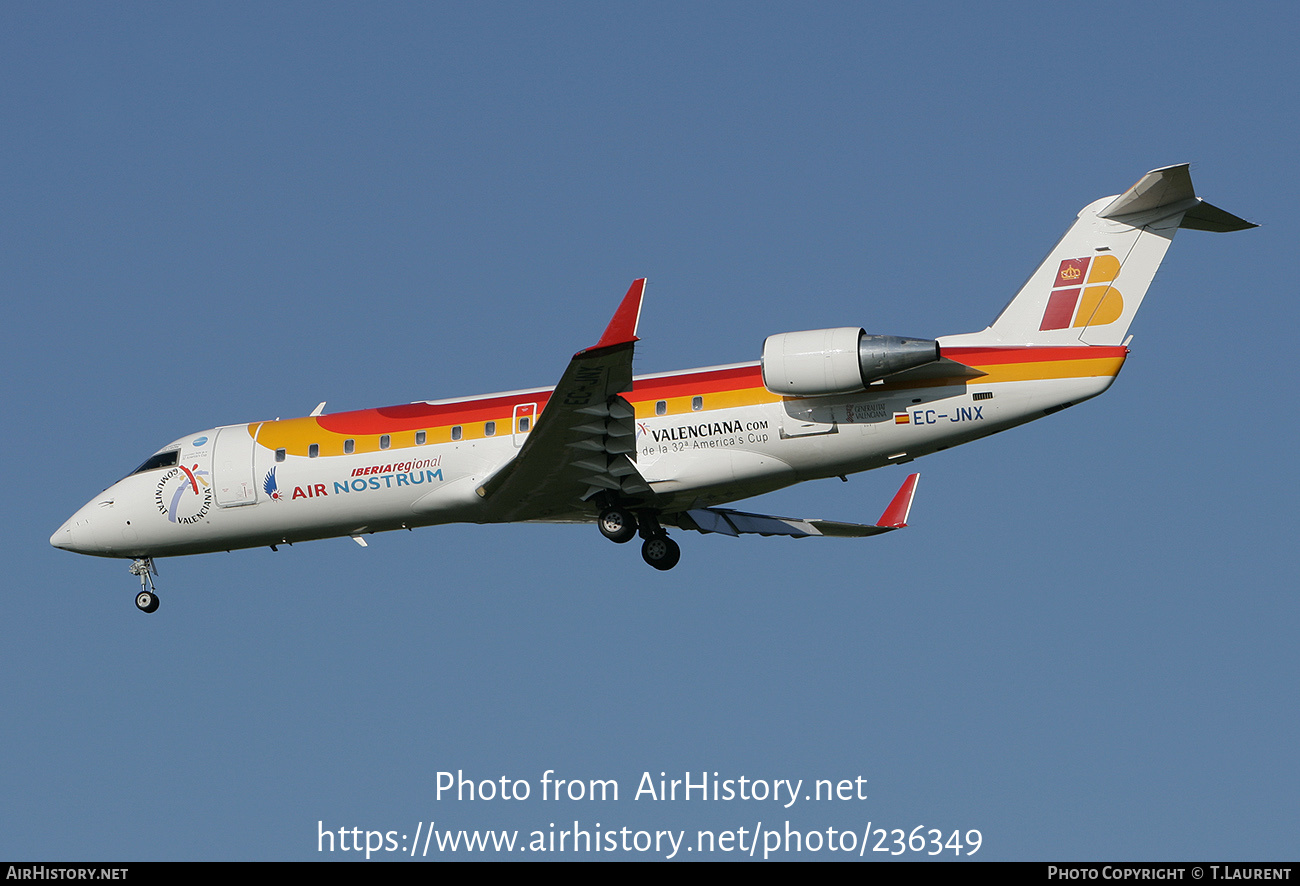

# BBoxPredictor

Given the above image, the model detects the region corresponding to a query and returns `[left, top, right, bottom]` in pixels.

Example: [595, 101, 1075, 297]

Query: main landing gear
[597, 506, 639, 544]
[597, 506, 681, 571]
[640, 533, 680, 571]
[129, 558, 160, 613]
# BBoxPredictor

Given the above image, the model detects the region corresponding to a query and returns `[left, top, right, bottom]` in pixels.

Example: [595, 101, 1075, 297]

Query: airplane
[51, 164, 1254, 612]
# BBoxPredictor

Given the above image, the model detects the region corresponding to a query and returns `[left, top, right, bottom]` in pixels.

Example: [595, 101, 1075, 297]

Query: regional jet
[50, 164, 1253, 612]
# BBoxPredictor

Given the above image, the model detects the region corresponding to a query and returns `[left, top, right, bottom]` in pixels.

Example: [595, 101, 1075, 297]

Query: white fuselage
[50, 347, 1122, 560]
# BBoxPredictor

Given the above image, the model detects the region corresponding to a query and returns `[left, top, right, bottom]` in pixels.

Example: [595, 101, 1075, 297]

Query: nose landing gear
[129, 558, 160, 613]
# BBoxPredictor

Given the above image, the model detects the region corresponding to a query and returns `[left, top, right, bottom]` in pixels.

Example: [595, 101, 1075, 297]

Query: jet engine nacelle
[761, 327, 941, 396]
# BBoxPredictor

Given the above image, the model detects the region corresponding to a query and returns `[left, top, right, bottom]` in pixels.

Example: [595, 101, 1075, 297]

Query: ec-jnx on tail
[51, 164, 1254, 612]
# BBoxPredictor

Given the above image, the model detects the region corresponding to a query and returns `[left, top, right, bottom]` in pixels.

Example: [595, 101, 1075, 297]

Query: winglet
[876, 473, 920, 528]
[577, 279, 645, 356]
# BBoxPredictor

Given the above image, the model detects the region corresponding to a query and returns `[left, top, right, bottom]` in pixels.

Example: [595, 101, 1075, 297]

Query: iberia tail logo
[1039, 255, 1124, 331]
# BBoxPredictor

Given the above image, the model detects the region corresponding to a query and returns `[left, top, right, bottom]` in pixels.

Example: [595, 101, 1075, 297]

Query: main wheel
[598, 507, 638, 544]
[135, 590, 160, 613]
[641, 534, 681, 571]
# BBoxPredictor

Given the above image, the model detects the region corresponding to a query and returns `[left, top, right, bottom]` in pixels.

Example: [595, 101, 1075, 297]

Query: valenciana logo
[1039, 255, 1124, 331]
[154, 463, 213, 525]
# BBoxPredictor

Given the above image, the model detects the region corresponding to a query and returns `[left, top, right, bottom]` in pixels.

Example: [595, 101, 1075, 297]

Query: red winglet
[876, 473, 920, 528]
[589, 278, 645, 351]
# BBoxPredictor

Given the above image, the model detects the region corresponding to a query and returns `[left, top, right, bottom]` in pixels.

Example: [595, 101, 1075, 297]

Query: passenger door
[212, 425, 258, 507]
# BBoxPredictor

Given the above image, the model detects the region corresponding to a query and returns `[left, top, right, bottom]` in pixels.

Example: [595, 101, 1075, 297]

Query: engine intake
[761, 327, 940, 396]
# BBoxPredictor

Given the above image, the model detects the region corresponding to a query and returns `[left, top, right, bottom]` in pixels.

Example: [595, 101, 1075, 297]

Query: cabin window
[129, 450, 179, 475]
[416, 430, 427, 445]
[451, 426, 463, 441]
[380, 434, 391, 450]
[518, 416, 530, 432]
[655, 400, 667, 416]
[344, 439, 355, 454]
[308, 444, 319, 459]
[485, 421, 496, 437]
[275, 448, 286, 462]
[692, 396, 703, 411]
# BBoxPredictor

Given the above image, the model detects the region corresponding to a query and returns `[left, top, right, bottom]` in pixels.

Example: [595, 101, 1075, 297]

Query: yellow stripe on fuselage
[248, 352, 1121, 457]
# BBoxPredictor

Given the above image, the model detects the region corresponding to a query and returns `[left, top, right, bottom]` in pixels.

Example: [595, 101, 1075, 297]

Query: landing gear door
[213, 425, 258, 507]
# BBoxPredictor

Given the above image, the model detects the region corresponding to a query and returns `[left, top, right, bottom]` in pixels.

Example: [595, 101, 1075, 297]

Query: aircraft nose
[50, 502, 107, 555]
[50, 519, 76, 550]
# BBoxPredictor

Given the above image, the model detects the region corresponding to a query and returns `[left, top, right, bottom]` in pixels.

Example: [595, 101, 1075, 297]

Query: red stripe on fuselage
[317, 394, 555, 435]
[313, 365, 767, 436]
[308, 348, 1115, 437]
[942, 345, 1128, 365]
[630, 364, 764, 399]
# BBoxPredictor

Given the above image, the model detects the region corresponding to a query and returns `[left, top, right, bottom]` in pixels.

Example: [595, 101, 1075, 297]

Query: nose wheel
[129, 558, 160, 613]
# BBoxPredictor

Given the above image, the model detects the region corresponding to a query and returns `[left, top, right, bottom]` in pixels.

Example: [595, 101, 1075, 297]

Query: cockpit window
[130, 450, 179, 476]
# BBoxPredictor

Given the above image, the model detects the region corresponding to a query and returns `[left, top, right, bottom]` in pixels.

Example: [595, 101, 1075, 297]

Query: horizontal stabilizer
[679, 473, 919, 538]
[1099, 164, 1256, 231]
[1098, 163, 1198, 220]
[1179, 200, 1256, 233]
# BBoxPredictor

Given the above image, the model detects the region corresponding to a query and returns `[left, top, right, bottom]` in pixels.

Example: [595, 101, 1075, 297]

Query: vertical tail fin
[944, 165, 1254, 347]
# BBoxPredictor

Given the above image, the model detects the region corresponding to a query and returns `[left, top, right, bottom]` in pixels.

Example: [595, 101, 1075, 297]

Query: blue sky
[4, 3, 1295, 860]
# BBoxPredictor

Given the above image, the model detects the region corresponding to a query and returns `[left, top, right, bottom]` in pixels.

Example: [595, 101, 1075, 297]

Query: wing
[474, 280, 656, 522]
[673, 473, 920, 538]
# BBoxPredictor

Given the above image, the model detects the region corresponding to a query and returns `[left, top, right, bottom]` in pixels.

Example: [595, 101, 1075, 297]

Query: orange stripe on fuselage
[251, 347, 1125, 457]
[941, 345, 1127, 384]
[252, 365, 779, 457]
